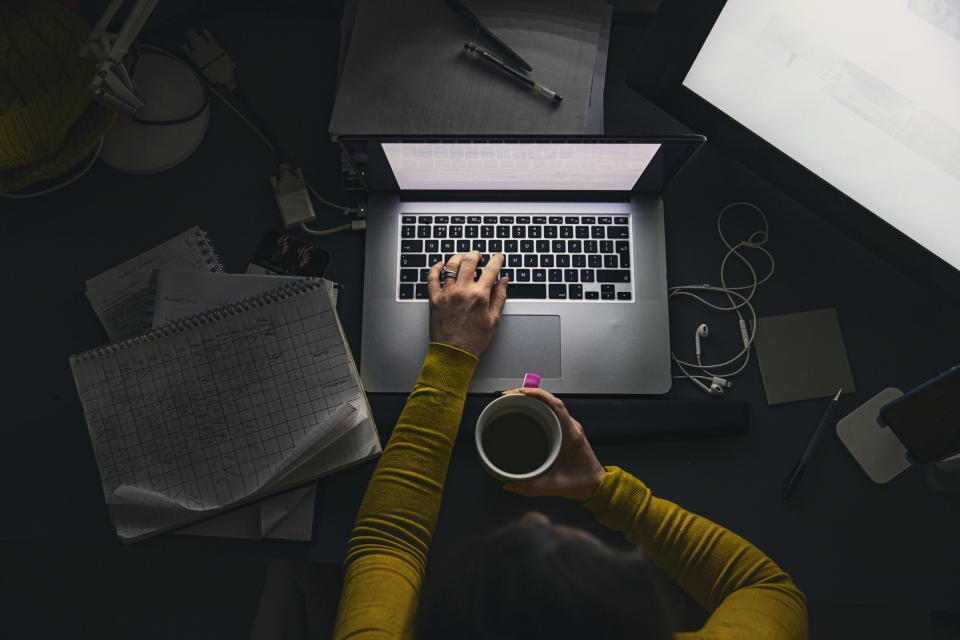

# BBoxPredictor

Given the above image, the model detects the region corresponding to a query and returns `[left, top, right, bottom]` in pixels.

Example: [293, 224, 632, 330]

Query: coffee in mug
[475, 374, 562, 482]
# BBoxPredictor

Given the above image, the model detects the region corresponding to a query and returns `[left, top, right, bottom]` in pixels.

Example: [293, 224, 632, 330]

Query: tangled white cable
[669, 201, 775, 395]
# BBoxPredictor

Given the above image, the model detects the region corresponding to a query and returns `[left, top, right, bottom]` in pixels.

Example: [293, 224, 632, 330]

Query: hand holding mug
[499, 387, 606, 502]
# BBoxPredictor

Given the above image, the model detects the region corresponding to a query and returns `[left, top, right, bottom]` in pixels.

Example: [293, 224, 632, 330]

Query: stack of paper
[148, 270, 351, 542]
[79, 229, 380, 542]
[330, 0, 612, 137]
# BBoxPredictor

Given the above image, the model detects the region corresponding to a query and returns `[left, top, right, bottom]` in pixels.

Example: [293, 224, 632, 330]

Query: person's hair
[415, 517, 672, 640]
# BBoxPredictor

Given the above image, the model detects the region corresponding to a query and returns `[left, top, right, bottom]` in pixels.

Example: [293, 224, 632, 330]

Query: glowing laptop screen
[381, 142, 661, 191]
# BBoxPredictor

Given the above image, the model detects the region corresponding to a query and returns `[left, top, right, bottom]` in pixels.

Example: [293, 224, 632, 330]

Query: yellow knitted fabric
[0, 0, 116, 193]
[333, 343, 808, 639]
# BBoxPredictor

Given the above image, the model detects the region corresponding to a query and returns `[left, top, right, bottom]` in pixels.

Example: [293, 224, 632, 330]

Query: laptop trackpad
[474, 315, 561, 380]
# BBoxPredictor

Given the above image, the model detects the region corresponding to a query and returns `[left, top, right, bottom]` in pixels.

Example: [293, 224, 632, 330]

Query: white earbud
[691, 374, 731, 396]
[690, 377, 723, 396]
[669, 202, 771, 396]
[694, 323, 709, 356]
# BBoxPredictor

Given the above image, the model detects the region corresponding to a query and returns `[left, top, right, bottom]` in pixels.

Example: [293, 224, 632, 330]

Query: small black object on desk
[783, 388, 843, 500]
[463, 41, 563, 104]
[453, 396, 749, 444]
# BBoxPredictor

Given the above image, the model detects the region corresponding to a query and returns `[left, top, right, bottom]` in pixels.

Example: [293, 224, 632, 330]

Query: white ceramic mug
[475, 373, 562, 482]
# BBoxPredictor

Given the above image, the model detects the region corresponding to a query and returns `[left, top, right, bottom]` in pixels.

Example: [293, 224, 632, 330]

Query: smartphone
[877, 364, 960, 464]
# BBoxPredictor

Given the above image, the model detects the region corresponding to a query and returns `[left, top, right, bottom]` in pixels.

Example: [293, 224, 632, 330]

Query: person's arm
[583, 468, 807, 640]
[333, 251, 507, 640]
[333, 342, 477, 639]
[502, 388, 807, 640]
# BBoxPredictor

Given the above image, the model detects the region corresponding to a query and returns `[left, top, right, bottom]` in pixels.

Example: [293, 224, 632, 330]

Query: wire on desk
[173, 34, 362, 218]
[206, 84, 281, 160]
[138, 40, 363, 224]
[129, 44, 211, 127]
[0, 138, 104, 199]
[301, 219, 366, 235]
[300, 222, 351, 236]
[204, 66, 361, 216]
[306, 181, 362, 215]
[669, 201, 775, 391]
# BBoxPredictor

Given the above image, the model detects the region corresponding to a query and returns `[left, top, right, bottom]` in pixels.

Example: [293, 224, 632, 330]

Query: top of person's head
[416, 516, 672, 640]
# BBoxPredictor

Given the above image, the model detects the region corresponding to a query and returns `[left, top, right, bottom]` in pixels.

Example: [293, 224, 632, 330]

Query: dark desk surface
[3, 6, 960, 639]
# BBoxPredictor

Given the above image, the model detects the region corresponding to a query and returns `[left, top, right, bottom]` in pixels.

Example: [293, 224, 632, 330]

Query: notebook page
[70, 284, 364, 514]
[150, 270, 337, 327]
[175, 485, 317, 540]
[146, 270, 340, 540]
[84, 226, 222, 341]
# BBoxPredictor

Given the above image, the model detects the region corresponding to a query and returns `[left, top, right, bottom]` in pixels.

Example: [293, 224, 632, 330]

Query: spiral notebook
[148, 270, 340, 541]
[84, 226, 223, 342]
[69, 279, 381, 543]
[147, 269, 339, 329]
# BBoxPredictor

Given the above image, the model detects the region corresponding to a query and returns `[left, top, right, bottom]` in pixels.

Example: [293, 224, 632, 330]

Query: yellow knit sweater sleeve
[333, 342, 478, 640]
[582, 467, 808, 640]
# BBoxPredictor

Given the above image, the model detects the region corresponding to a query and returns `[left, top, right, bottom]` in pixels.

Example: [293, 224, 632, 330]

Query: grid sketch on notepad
[70, 283, 361, 512]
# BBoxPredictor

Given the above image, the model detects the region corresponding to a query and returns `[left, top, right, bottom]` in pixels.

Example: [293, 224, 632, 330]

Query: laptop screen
[380, 142, 661, 191]
[338, 136, 705, 194]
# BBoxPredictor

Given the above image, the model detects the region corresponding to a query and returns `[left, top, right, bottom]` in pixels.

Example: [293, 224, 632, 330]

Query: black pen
[783, 387, 843, 500]
[446, 0, 533, 72]
[464, 42, 563, 104]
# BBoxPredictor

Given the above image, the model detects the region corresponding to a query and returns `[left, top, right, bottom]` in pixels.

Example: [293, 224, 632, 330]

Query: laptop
[340, 135, 705, 394]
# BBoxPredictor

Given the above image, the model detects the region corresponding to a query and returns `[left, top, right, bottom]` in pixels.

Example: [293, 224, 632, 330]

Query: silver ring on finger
[441, 268, 459, 280]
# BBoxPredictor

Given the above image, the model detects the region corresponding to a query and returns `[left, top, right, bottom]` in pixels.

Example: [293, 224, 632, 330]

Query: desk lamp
[80, 0, 209, 174]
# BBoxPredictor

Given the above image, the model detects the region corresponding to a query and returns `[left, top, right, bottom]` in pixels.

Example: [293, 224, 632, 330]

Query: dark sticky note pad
[753, 308, 855, 405]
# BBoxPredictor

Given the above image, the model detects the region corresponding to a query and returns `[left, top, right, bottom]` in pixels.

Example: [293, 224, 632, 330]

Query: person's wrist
[432, 338, 479, 358]
[579, 466, 606, 502]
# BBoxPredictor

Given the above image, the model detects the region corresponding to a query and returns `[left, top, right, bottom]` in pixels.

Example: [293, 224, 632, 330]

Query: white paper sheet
[84, 227, 222, 341]
[150, 270, 338, 328]
[329, 0, 608, 137]
[70, 282, 381, 542]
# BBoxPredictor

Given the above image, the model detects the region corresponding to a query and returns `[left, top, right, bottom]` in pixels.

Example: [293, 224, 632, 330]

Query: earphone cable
[669, 202, 773, 392]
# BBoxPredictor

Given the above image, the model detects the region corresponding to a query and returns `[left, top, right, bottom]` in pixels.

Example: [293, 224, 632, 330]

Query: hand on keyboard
[427, 251, 508, 357]
[398, 214, 633, 301]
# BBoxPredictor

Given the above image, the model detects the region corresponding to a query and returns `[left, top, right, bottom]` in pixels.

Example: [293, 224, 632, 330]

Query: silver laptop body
[346, 136, 704, 394]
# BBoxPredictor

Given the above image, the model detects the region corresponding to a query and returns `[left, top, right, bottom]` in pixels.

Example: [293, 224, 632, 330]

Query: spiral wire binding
[141, 268, 161, 330]
[139, 229, 224, 329]
[72, 279, 323, 362]
[184, 228, 225, 273]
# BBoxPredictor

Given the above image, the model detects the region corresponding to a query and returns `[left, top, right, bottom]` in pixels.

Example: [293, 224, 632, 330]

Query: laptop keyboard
[397, 214, 634, 301]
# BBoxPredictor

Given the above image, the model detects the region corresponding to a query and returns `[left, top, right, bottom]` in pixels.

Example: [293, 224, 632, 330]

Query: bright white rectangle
[683, 0, 960, 270]
[381, 142, 661, 190]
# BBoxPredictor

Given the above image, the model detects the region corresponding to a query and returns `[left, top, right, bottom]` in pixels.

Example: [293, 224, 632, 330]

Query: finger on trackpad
[474, 315, 561, 379]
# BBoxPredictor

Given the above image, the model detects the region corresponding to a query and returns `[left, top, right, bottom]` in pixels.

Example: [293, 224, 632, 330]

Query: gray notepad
[69, 280, 381, 543]
[754, 308, 856, 405]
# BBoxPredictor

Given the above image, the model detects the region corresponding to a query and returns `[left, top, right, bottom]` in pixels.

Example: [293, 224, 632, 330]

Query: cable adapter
[183, 29, 237, 89]
[271, 164, 317, 228]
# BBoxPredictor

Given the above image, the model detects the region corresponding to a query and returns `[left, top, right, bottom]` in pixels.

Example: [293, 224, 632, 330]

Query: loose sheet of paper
[71, 285, 364, 513]
[84, 226, 222, 341]
[329, 0, 607, 136]
[584, 2, 612, 134]
[177, 484, 318, 540]
[150, 270, 321, 327]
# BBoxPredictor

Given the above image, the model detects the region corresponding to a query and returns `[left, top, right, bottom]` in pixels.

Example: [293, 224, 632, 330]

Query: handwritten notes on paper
[70, 284, 364, 514]
[84, 226, 222, 341]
